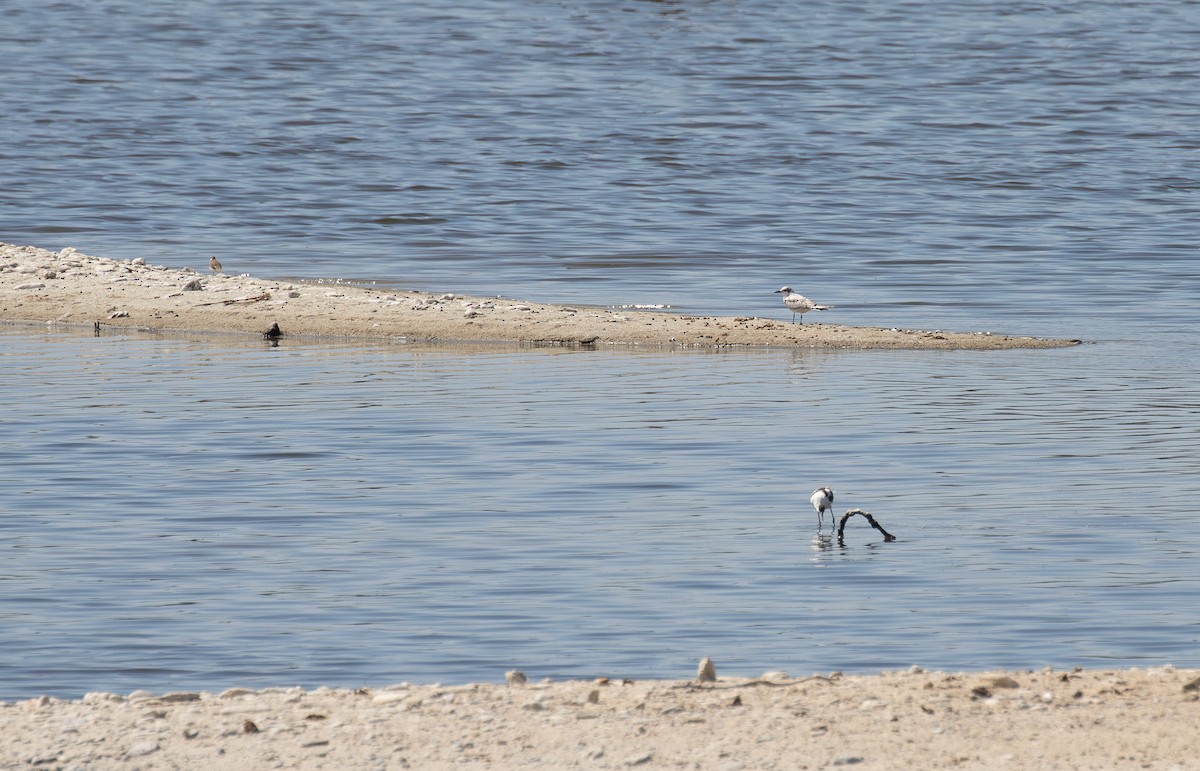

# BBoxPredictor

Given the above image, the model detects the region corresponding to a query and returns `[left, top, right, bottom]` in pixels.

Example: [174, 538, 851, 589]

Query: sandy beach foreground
[5, 666, 1199, 770]
[1, 243, 1079, 350]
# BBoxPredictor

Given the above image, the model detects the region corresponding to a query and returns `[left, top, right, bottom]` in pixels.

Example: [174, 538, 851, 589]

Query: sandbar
[2, 243, 1080, 350]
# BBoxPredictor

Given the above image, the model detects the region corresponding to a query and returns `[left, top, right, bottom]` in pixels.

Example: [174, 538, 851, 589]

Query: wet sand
[1, 243, 1080, 350]
[4, 666, 1198, 770]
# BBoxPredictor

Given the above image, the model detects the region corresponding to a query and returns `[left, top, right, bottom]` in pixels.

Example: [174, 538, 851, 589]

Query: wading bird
[810, 486, 835, 529]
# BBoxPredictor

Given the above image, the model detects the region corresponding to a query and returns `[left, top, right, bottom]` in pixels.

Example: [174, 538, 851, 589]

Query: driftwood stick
[194, 291, 272, 307]
[837, 508, 897, 544]
[673, 674, 839, 691]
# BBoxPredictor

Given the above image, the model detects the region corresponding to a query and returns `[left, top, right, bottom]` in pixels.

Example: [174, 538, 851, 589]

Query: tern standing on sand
[775, 286, 832, 323]
[811, 487, 834, 529]
[210, 256, 223, 274]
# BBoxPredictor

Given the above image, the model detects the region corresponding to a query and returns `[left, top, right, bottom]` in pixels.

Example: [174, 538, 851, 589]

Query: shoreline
[4, 665, 1197, 769]
[2, 243, 1081, 350]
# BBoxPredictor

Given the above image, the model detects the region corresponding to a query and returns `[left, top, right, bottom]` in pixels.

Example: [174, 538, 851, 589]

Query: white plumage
[775, 286, 833, 323]
[810, 486, 834, 529]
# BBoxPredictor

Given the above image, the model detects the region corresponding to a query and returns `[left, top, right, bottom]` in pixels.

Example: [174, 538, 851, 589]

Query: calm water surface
[2, 0, 1198, 332]
[1, 0, 1200, 698]
[1, 327, 1198, 699]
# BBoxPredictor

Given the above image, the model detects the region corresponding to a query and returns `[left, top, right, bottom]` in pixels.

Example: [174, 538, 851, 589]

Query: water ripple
[1, 328, 1198, 697]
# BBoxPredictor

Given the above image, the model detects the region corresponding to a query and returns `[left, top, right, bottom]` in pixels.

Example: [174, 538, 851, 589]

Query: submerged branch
[837, 508, 897, 544]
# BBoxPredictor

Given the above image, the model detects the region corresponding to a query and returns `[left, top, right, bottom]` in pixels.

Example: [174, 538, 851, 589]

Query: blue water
[2, 0, 1200, 699]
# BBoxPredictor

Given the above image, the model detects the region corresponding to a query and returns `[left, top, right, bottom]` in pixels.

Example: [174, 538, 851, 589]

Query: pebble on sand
[125, 741, 160, 758]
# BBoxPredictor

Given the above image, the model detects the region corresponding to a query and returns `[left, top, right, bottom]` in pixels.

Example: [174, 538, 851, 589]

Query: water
[2, 0, 1200, 698]
[2, 1, 1198, 332]
[2, 328, 1197, 698]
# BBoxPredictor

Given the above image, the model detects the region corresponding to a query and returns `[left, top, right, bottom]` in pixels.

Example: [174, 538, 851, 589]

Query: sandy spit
[1, 243, 1079, 350]
[5, 666, 1199, 770]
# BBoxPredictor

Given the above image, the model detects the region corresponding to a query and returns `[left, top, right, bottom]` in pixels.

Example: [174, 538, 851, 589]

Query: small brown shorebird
[775, 286, 833, 323]
[210, 256, 224, 274]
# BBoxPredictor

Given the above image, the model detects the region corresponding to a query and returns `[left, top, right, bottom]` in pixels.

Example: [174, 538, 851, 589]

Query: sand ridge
[1, 243, 1080, 350]
[4, 666, 1199, 770]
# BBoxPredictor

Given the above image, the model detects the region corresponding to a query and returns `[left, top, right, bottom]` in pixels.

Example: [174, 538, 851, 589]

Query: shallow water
[2, 0, 1199, 335]
[2, 326, 1197, 699]
[2, 0, 1200, 699]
